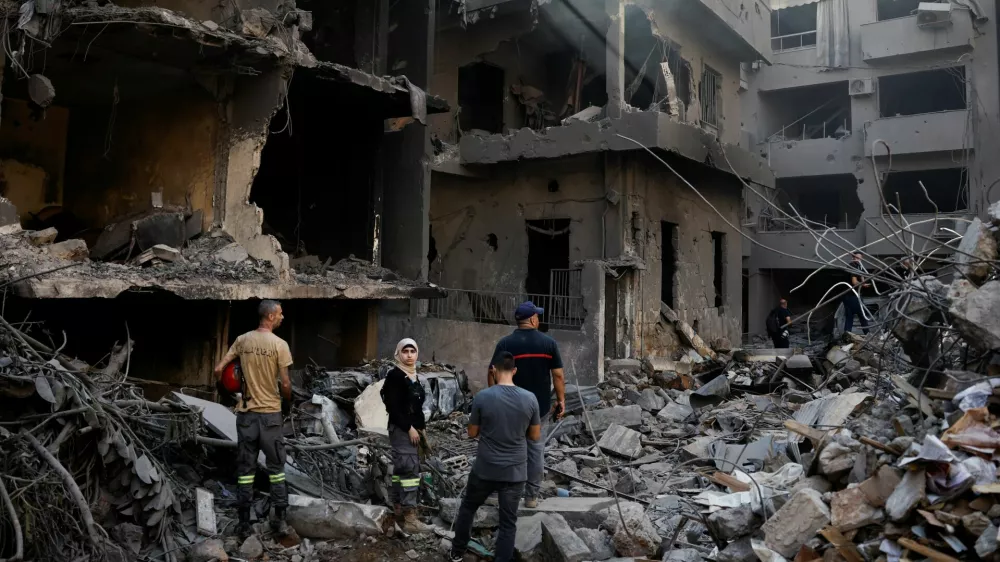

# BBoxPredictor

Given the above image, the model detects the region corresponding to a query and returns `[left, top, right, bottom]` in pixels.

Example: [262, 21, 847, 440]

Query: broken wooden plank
[972, 483, 1000, 494]
[897, 538, 961, 562]
[707, 471, 751, 492]
[784, 420, 829, 445]
[819, 527, 864, 562]
[859, 436, 903, 455]
[195, 488, 217, 536]
[891, 374, 936, 417]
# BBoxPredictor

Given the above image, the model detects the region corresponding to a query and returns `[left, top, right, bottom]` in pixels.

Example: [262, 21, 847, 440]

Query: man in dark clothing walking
[766, 298, 792, 348]
[214, 300, 293, 537]
[451, 352, 541, 562]
[843, 253, 871, 336]
[487, 301, 565, 508]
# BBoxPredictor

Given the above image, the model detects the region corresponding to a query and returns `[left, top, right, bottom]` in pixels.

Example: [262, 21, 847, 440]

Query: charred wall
[429, 155, 605, 292]
[64, 86, 219, 235]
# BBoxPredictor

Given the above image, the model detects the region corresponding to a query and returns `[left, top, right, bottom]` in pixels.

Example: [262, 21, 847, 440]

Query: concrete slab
[195, 488, 217, 536]
[542, 513, 591, 562]
[519, 497, 616, 529]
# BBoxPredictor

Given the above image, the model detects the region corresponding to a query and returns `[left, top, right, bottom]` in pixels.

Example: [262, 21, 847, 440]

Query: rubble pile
[0, 308, 474, 561]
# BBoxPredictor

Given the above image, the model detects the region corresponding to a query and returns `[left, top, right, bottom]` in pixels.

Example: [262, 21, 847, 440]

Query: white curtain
[816, 0, 850, 68]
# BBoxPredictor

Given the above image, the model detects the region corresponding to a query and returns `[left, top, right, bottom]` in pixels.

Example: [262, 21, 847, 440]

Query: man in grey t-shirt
[450, 352, 540, 562]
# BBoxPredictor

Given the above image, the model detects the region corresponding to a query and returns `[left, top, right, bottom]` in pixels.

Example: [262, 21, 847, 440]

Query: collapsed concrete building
[741, 0, 1000, 336]
[0, 0, 447, 394]
[379, 0, 775, 385]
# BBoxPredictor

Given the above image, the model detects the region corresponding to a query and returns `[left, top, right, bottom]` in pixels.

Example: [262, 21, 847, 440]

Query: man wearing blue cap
[487, 301, 566, 508]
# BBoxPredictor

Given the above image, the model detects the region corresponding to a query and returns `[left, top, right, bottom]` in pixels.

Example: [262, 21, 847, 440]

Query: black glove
[281, 398, 291, 418]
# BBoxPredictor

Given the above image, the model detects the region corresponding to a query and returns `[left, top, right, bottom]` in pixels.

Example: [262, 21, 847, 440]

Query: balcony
[861, 14, 974, 62]
[767, 136, 862, 178]
[864, 110, 973, 156]
[693, 0, 773, 63]
[864, 215, 972, 255]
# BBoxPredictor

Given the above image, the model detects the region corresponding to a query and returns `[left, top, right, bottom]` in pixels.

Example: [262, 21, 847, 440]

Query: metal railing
[549, 268, 582, 298]
[700, 66, 721, 127]
[771, 30, 817, 52]
[427, 289, 585, 330]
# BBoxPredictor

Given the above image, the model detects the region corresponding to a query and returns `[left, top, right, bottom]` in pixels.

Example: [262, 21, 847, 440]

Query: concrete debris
[586, 405, 643, 432]
[598, 424, 643, 458]
[601, 502, 660, 558]
[239, 535, 264, 560]
[28, 74, 55, 108]
[27, 227, 57, 246]
[708, 505, 760, 541]
[541, 513, 592, 562]
[955, 217, 998, 284]
[574, 528, 614, 561]
[0, 197, 18, 226]
[949, 280, 1000, 350]
[214, 242, 250, 264]
[44, 238, 89, 261]
[762, 489, 830, 558]
[286, 496, 391, 539]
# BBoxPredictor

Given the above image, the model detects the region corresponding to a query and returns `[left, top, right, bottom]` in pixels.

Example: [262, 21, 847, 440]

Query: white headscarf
[394, 338, 418, 377]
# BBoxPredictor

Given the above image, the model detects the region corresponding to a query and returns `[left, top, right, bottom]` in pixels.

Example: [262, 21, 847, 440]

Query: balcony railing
[428, 289, 585, 330]
[771, 30, 816, 53]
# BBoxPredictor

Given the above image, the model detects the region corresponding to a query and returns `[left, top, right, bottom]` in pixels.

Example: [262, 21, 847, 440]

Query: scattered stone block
[885, 468, 925, 522]
[575, 528, 614, 561]
[664, 548, 704, 562]
[956, 217, 998, 284]
[598, 424, 642, 458]
[656, 400, 693, 423]
[950, 280, 1000, 350]
[963, 512, 991, 537]
[586, 405, 642, 433]
[635, 388, 666, 412]
[515, 513, 547, 560]
[214, 242, 250, 263]
[601, 501, 660, 558]
[521, 497, 616, 529]
[541, 513, 591, 562]
[708, 505, 760, 541]
[717, 537, 757, 562]
[189, 539, 228, 562]
[977, 524, 999, 558]
[195, 487, 217, 536]
[45, 238, 88, 261]
[286, 496, 390, 538]
[0, 197, 18, 227]
[762, 488, 831, 558]
[27, 227, 57, 246]
[606, 359, 643, 373]
[858, 465, 901, 508]
[239, 535, 264, 560]
[831, 486, 883, 531]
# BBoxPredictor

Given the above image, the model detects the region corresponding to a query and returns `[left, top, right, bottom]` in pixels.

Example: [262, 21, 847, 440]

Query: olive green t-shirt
[228, 330, 293, 413]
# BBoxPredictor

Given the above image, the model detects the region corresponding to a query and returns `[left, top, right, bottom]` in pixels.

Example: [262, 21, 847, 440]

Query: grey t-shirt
[469, 385, 541, 482]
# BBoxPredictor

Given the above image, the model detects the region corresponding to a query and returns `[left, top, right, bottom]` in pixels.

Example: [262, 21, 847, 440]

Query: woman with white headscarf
[381, 338, 432, 533]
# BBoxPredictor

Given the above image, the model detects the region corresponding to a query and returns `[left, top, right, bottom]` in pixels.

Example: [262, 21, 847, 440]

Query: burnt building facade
[0, 0, 444, 395]
[380, 0, 776, 387]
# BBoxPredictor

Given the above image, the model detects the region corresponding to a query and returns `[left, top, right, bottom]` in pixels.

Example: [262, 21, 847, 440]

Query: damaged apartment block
[0, 0, 447, 390]
[387, 0, 775, 384]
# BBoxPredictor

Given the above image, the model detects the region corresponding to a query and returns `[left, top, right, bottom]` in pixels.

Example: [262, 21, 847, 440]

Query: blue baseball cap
[515, 301, 544, 321]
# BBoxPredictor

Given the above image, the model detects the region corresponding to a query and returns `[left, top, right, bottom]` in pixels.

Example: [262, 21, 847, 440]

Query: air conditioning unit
[916, 2, 952, 27]
[849, 78, 874, 97]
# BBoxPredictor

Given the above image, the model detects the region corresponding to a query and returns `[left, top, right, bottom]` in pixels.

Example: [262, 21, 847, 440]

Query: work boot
[401, 508, 432, 534]
[237, 508, 253, 539]
[523, 497, 538, 509]
[269, 507, 290, 535]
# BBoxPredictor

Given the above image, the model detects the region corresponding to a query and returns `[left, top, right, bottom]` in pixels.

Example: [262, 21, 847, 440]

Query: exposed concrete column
[580, 262, 606, 384]
[605, 0, 626, 119]
[746, 267, 774, 337]
[380, 0, 434, 284]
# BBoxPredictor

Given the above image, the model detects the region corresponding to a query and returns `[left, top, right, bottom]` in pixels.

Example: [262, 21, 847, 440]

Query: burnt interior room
[0, 25, 224, 251]
[502, 2, 609, 129]
[770, 4, 817, 51]
[774, 175, 863, 229]
[625, 5, 691, 112]
[761, 81, 851, 141]
[459, 62, 506, 134]
[250, 71, 384, 263]
[882, 167, 968, 213]
[879, 67, 966, 117]
[877, 0, 925, 21]
[296, 0, 358, 67]
[3, 292, 374, 395]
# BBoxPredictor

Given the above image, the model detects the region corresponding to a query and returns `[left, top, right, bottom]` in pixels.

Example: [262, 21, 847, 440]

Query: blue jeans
[843, 294, 870, 335]
[451, 473, 524, 562]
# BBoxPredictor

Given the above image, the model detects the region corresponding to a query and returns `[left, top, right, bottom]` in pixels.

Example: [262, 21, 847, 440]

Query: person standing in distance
[451, 352, 541, 562]
[214, 299, 293, 537]
[487, 301, 565, 508]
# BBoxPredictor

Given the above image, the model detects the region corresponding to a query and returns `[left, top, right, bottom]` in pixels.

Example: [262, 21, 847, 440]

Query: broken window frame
[770, 4, 818, 53]
[877, 67, 968, 118]
[700, 64, 722, 128]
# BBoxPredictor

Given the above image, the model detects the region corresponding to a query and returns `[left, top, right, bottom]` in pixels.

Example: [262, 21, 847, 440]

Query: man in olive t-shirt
[214, 299, 293, 537]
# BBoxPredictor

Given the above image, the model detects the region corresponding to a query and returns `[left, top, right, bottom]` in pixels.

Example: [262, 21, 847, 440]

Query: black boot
[237, 507, 252, 539]
[270, 506, 290, 535]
